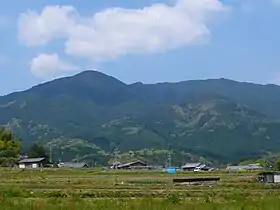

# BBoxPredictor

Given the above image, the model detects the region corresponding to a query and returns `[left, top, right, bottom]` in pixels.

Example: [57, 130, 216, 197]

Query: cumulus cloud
[30, 53, 79, 79]
[19, 0, 228, 62]
[18, 6, 77, 46]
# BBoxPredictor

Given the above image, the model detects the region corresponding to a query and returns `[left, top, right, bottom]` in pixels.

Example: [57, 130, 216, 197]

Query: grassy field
[0, 169, 280, 209]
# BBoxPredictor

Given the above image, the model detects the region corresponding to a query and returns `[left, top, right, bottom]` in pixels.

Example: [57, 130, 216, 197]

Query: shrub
[166, 193, 181, 204]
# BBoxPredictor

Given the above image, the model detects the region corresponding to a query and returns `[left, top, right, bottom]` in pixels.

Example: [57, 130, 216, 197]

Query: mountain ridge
[1, 70, 280, 164]
[2, 70, 278, 97]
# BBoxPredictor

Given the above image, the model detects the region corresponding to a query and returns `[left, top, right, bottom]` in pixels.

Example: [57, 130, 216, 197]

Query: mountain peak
[73, 69, 123, 83]
[22, 69, 136, 105]
[74, 69, 109, 77]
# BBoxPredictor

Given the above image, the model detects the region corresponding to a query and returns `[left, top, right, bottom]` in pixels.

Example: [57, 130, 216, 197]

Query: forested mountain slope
[1, 70, 280, 164]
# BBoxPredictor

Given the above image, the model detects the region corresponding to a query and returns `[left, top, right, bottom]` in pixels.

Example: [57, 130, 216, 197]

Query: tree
[276, 160, 280, 171]
[0, 128, 21, 166]
[27, 144, 48, 159]
[0, 128, 21, 158]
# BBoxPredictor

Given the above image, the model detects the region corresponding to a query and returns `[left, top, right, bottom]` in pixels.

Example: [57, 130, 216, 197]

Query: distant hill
[1, 70, 280, 165]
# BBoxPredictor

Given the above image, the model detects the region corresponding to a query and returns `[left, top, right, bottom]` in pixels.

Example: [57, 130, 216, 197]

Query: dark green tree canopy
[0, 128, 20, 158]
[27, 143, 48, 159]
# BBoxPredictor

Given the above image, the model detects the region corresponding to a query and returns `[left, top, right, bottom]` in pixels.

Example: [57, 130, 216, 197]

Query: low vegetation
[0, 169, 279, 209]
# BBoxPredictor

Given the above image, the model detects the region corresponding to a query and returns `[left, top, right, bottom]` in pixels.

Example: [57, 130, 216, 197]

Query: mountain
[1, 70, 280, 164]
[131, 79, 280, 119]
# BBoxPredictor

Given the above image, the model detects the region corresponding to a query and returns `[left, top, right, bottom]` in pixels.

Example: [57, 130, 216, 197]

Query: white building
[18, 157, 46, 169]
[259, 172, 280, 183]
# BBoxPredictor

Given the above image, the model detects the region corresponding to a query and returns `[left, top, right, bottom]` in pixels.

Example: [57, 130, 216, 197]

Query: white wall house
[259, 172, 280, 183]
[18, 157, 46, 169]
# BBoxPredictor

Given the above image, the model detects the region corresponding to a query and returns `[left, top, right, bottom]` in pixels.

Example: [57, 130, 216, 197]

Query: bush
[0, 188, 29, 198]
[47, 191, 68, 198]
[0, 158, 18, 167]
[166, 193, 181, 204]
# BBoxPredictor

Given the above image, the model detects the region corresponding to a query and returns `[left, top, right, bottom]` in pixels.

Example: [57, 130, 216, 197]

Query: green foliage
[0, 157, 18, 167]
[44, 138, 109, 165]
[276, 160, 280, 171]
[27, 143, 48, 159]
[0, 128, 20, 158]
[166, 193, 181, 204]
[111, 149, 208, 166]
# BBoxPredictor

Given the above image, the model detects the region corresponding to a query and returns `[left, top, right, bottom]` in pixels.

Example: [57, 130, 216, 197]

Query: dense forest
[1, 70, 280, 165]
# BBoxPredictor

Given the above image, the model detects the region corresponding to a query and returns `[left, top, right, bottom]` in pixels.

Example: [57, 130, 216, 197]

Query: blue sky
[0, 0, 280, 95]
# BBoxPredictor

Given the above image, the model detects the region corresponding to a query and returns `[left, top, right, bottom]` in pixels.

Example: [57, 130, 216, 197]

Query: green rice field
[0, 168, 279, 209]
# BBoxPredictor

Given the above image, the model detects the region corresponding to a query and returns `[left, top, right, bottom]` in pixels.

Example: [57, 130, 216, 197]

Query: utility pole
[49, 142, 52, 163]
[113, 146, 120, 163]
[167, 151, 172, 168]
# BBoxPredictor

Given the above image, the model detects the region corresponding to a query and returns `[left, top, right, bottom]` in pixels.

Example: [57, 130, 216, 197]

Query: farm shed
[258, 172, 280, 183]
[18, 157, 47, 169]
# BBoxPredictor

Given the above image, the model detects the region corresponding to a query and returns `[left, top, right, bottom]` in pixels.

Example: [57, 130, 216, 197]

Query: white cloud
[18, 0, 228, 62]
[18, 6, 76, 46]
[30, 53, 79, 79]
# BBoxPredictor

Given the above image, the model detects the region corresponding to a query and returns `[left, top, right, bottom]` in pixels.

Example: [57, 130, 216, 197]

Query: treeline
[0, 128, 49, 166]
[0, 128, 21, 166]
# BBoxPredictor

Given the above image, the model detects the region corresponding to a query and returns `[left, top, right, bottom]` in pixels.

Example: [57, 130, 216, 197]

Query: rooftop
[258, 172, 280, 176]
[181, 163, 202, 168]
[58, 162, 88, 168]
[117, 160, 147, 168]
[226, 164, 263, 170]
[19, 157, 45, 163]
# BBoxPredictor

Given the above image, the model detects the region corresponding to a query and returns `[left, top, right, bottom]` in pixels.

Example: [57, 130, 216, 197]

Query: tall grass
[1, 197, 280, 210]
[0, 168, 279, 209]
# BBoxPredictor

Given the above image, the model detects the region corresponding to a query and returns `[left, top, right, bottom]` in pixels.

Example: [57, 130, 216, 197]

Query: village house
[113, 160, 149, 170]
[181, 163, 213, 171]
[18, 157, 48, 169]
[181, 163, 201, 171]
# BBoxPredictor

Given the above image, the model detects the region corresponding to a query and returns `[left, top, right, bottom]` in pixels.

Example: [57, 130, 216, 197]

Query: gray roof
[226, 164, 263, 171]
[112, 162, 121, 166]
[117, 160, 147, 168]
[247, 164, 263, 170]
[197, 164, 207, 169]
[59, 162, 88, 168]
[19, 157, 45, 163]
[226, 165, 247, 170]
[181, 163, 202, 169]
[259, 172, 280, 175]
